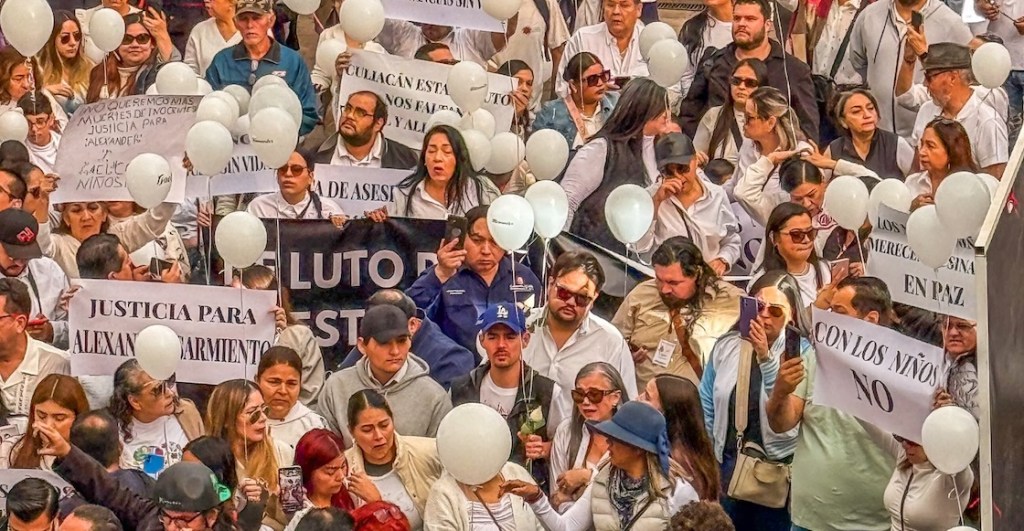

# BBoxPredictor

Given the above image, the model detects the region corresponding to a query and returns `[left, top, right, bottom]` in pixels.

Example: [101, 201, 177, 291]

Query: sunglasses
[571, 388, 617, 404]
[554, 284, 593, 307]
[59, 32, 82, 45]
[277, 164, 308, 176]
[121, 33, 153, 46]
[731, 76, 758, 89]
[582, 70, 611, 87]
[756, 299, 786, 318]
[779, 228, 818, 244]
[246, 404, 270, 424]
[141, 374, 177, 398]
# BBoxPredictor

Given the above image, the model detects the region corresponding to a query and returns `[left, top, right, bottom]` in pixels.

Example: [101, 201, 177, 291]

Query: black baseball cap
[655, 133, 697, 171]
[360, 305, 410, 344]
[0, 209, 41, 260]
[153, 462, 231, 513]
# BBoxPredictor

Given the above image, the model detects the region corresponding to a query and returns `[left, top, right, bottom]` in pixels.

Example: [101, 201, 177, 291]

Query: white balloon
[145, 83, 160, 95]
[639, 22, 676, 61]
[823, 175, 870, 230]
[868, 178, 912, 223]
[481, 0, 520, 20]
[647, 39, 689, 88]
[83, 39, 105, 64]
[216, 211, 268, 268]
[315, 39, 347, 79]
[284, 0, 320, 15]
[0, 0, 53, 57]
[487, 195, 535, 251]
[249, 84, 303, 129]
[196, 78, 213, 95]
[525, 181, 568, 239]
[907, 205, 956, 269]
[605, 184, 654, 244]
[249, 107, 299, 169]
[486, 132, 525, 174]
[205, 91, 241, 122]
[426, 110, 462, 131]
[447, 62, 489, 113]
[340, 0, 386, 43]
[135, 325, 181, 380]
[230, 114, 251, 140]
[0, 111, 27, 143]
[252, 74, 287, 94]
[437, 404, 513, 485]
[155, 62, 198, 95]
[458, 108, 496, 138]
[186, 121, 234, 176]
[89, 8, 125, 53]
[947, 527, 978, 531]
[526, 129, 569, 180]
[223, 85, 251, 115]
[934, 172, 991, 238]
[921, 406, 979, 474]
[461, 129, 492, 172]
[125, 153, 173, 209]
[972, 42, 1012, 89]
[196, 96, 238, 130]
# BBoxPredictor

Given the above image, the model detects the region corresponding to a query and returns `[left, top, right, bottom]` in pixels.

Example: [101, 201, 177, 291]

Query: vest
[590, 465, 672, 531]
[567, 137, 649, 250]
[828, 129, 903, 181]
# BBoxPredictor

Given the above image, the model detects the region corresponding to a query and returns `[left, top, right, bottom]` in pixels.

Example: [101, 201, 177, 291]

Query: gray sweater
[316, 353, 453, 446]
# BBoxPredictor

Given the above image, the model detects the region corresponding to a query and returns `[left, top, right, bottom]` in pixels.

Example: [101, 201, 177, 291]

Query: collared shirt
[9, 258, 70, 348]
[370, 359, 410, 388]
[376, 19, 497, 67]
[332, 133, 385, 167]
[246, 192, 345, 220]
[637, 178, 742, 265]
[387, 178, 501, 220]
[813, 0, 862, 83]
[1, 336, 71, 417]
[555, 22, 649, 97]
[910, 89, 1009, 169]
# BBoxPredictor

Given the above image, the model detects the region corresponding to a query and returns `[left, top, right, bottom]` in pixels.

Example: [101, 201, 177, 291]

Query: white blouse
[183, 18, 242, 77]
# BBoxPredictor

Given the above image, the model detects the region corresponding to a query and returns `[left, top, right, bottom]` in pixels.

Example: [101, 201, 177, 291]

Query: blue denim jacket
[532, 92, 619, 148]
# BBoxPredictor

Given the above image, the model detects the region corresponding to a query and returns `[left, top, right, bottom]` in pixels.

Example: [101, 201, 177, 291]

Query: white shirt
[267, 402, 328, 449]
[548, 418, 603, 495]
[636, 178, 742, 265]
[466, 496, 516, 530]
[680, 16, 733, 97]
[693, 106, 745, 163]
[561, 137, 658, 229]
[311, 26, 388, 124]
[27, 132, 60, 175]
[910, 89, 1009, 169]
[183, 18, 243, 77]
[120, 414, 189, 476]
[813, 0, 862, 84]
[488, 0, 571, 105]
[969, 0, 1024, 70]
[9, 258, 69, 348]
[387, 178, 500, 220]
[332, 133, 385, 167]
[556, 22, 649, 97]
[247, 192, 346, 220]
[575, 110, 606, 149]
[371, 468, 424, 530]
[1, 336, 70, 417]
[749, 262, 831, 308]
[377, 20, 497, 67]
[479, 373, 519, 418]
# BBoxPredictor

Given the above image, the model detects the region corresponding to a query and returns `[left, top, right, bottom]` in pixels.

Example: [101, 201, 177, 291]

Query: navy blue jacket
[406, 258, 542, 357]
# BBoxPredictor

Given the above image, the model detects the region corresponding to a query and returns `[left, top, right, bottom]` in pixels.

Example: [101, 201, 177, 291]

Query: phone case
[278, 467, 304, 513]
[739, 296, 759, 339]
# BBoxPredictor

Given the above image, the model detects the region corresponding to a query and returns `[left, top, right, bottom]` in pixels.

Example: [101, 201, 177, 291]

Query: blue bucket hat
[587, 401, 671, 475]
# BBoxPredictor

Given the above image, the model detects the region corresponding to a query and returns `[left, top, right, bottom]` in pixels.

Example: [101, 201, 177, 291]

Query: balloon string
[206, 178, 213, 285]
[951, 474, 965, 525]
[855, 230, 867, 276]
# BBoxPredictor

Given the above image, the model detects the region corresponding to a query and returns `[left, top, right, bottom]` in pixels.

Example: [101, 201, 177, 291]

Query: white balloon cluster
[909, 172, 993, 269]
[639, 22, 689, 88]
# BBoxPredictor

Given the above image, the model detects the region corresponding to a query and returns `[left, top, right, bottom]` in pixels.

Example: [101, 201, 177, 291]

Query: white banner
[183, 142, 277, 198]
[868, 205, 976, 320]
[339, 51, 515, 149]
[0, 470, 73, 514]
[312, 165, 409, 215]
[380, 0, 504, 32]
[730, 201, 763, 277]
[68, 280, 277, 385]
[810, 308, 945, 442]
[52, 95, 201, 204]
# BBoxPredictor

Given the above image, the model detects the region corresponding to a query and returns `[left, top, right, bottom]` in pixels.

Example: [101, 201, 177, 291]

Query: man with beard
[314, 91, 418, 169]
[0, 209, 69, 347]
[611, 237, 741, 388]
[522, 251, 637, 414]
[679, 0, 819, 141]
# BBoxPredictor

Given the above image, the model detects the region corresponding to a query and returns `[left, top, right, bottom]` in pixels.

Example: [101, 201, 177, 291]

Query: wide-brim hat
[586, 401, 665, 455]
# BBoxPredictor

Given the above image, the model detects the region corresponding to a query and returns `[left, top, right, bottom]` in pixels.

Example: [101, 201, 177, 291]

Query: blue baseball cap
[477, 303, 526, 334]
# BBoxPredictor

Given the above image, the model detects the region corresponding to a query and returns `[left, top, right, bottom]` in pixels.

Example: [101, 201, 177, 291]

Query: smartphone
[911, 11, 923, 30]
[444, 215, 468, 250]
[149, 258, 172, 280]
[783, 324, 803, 361]
[829, 258, 850, 281]
[739, 296, 759, 339]
[278, 466, 304, 514]
[612, 76, 631, 89]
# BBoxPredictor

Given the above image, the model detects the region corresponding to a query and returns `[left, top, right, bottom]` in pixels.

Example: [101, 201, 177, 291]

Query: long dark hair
[650, 236, 722, 329]
[653, 374, 720, 501]
[563, 52, 602, 85]
[708, 58, 767, 158]
[760, 202, 822, 276]
[595, 77, 667, 143]
[185, 436, 240, 490]
[779, 158, 824, 193]
[925, 118, 980, 174]
[0, 47, 42, 105]
[86, 13, 156, 103]
[398, 125, 486, 216]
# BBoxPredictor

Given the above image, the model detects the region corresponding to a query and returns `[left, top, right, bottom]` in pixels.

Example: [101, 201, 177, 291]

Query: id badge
[652, 339, 676, 368]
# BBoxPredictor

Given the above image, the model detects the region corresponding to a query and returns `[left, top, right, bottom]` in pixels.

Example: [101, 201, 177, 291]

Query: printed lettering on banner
[312, 165, 408, 214]
[338, 50, 515, 149]
[380, 0, 504, 32]
[867, 204, 976, 320]
[52, 95, 201, 203]
[0, 470, 73, 514]
[810, 308, 946, 443]
[182, 141, 278, 198]
[68, 280, 277, 384]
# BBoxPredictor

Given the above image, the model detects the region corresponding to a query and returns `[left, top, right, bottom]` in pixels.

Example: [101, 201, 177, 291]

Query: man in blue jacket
[406, 205, 543, 358]
[339, 289, 475, 389]
[205, 0, 318, 135]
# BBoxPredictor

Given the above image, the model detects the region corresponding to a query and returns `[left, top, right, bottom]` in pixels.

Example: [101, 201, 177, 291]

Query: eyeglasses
[571, 388, 617, 404]
[923, 69, 953, 83]
[121, 33, 153, 46]
[141, 374, 177, 398]
[945, 320, 977, 333]
[277, 164, 308, 176]
[342, 104, 371, 120]
[779, 228, 818, 244]
[554, 284, 593, 307]
[248, 59, 259, 87]
[59, 32, 82, 45]
[370, 505, 406, 524]
[582, 70, 611, 87]
[756, 299, 786, 318]
[245, 404, 270, 424]
[158, 509, 204, 529]
[731, 76, 758, 89]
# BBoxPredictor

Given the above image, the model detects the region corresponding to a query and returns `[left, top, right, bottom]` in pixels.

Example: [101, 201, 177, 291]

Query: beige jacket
[423, 462, 543, 531]
[346, 434, 443, 515]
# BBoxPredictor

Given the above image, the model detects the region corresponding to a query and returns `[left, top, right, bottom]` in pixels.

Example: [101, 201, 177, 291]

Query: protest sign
[53, 95, 201, 204]
[312, 165, 409, 214]
[69, 280, 277, 384]
[868, 204, 976, 320]
[0, 470, 73, 514]
[380, 0, 503, 32]
[731, 202, 763, 277]
[338, 51, 515, 149]
[810, 308, 945, 442]
[183, 142, 277, 198]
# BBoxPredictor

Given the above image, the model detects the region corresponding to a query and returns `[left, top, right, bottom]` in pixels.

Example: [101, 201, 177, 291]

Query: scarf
[609, 466, 650, 528]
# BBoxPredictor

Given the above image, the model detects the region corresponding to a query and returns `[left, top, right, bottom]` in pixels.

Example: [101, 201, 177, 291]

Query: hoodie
[847, 0, 972, 136]
[316, 353, 453, 447]
[267, 402, 327, 449]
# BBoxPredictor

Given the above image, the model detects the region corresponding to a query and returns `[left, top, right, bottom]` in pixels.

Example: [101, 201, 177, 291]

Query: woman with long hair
[86, 12, 181, 102]
[534, 52, 618, 150]
[699, 271, 805, 529]
[37, 11, 94, 115]
[293, 429, 355, 510]
[750, 203, 831, 308]
[256, 347, 327, 449]
[825, 89, 914, 180]
[642, 374, 720, 502]
[0, 48, 69, 130]
[498, 60, 535, 138]
[2, 374, 89, 470]
[907, 118, 981, 210]
[694, 58, 764, 163]
[561, 78, 672, 250]
[677, 0, 734, 96]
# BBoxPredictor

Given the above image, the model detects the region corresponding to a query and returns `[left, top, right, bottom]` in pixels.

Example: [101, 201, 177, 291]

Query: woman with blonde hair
[37, 10, 94, 114]
[2, 374, 89, 470]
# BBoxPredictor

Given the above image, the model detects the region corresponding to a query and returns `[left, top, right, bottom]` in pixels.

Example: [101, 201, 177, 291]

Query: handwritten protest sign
[53, 95, 201, 204]
[380, 0, 503, 32]
[313, 165, 409, 214]
[810, 309, 945, 442]
[339, 51, 515, 149]
[0, 471, 73, 515]
[868, 204, 976, 320]
[69, 280, 276, 384]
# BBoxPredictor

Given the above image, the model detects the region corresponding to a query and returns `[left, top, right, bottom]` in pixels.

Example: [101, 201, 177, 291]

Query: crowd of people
[0, 0, 1002, 528]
